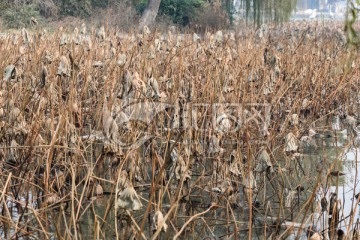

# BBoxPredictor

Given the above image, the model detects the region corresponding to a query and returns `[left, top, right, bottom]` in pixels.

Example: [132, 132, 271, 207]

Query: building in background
[296, 0, 345, 11]
[292, 0, 346, 20]
[333, 1, 346, 13]
[232, 0, 346, 21]
[297, 0, 319, 10]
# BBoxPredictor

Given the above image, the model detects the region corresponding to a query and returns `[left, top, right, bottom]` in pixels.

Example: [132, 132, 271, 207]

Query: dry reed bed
[0, 21, 359, 239]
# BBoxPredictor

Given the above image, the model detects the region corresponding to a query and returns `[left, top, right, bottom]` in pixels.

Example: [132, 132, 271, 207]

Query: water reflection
[2, 135, 360, 239]
[325, 147, 360, 236]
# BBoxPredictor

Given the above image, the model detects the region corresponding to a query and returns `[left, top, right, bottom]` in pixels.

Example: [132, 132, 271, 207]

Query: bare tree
[138, 0, 161, 30]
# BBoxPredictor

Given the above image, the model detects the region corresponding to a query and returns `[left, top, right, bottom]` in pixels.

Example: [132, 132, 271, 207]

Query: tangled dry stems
[0, 21, 359, 239]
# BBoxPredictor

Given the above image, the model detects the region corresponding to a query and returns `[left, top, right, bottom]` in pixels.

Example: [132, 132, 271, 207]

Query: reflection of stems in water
[265, 174, 282, 209]
[346, 143, 359, 235]
[0, 173, 13, 238]
[151, 202, 178, 240]
[173, 203, 216, 240]
[126, 210, 147, 240]
[321, 209, 354, 234]
[138, 130, 182, 238]
[227, 200, 239, 240]
[276, 174, 286, 235]
[245, 134, 253, 240]
[69, 164, 77, 239]
[113, 149, 135, 239]
[279, 144, 349, 239]
[278, 170, 321, 238]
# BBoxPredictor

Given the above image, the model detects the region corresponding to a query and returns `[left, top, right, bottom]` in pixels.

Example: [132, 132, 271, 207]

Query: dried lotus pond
[0, 22, 360, 239]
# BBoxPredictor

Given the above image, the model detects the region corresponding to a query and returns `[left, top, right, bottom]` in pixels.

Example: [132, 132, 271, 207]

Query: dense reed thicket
[0, 21, 359, 239]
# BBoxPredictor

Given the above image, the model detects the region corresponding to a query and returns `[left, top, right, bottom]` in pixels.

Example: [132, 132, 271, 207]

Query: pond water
[75, 133, 360, 239]
[284, 133, 360, 239]
[1, 131, 360, 239]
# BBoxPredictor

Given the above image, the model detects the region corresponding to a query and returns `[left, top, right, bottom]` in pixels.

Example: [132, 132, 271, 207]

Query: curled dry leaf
[109, 118, 119, 142]
[285, 190, 297, 208]
[255, 148, 273, 172]
[147, 77, 161, 99]
[3, 65, 16, 81]
[21, 28, 30, 43]
[0, 91, 3, 117]
[209, 134, 224, 154]
[117, 53, 126, 67]
[284, 132, 299, 152]
[229, 153, 241, 176]
[81, 23, 87, 34]
[0, 91, 3, 105]
[243, 171, 256, 189]
[96, 26, 106, 41]
[102, 97, 119, 142]
[30, 17, 38, 26]
[122, 70, 132, 98]
[9, 107, 21, 125]
[143, 25, 151, 36]
[216, 111, 232, 133]
[148, 45, 155, 59]
[131, 72, 146, 94]
[300, 135, 317, 149]
[60, 34, 69, 46]
[95, 184, 103, 196]
[43, 50, 53, 64]
[176, 35, 182, 48]
[225, 47, 232, 62]
[345, 115, 357, 130]
[215, 30, 223, 43]
[115, 111, 131, 131]
[19, 45, 26, 56]
[153, 210, 168, 232]
[10, 139, 19, 160]
[103, 115, 114, 140]
[92, 61, 104, 68]
[45, 193, 60, 205]
[154, 39, 162, 51]
[54, 170, 66, 189]
[172, 154, 191, 181]
[193, 33, 201, 42]
[309, 128, 317, 137]
[118, 170, 129, 188]
[309, 232, 321, 240]
[229, 32, 236, 41]
[57, 56, 70, 77]
[290, 114, 299, 126]
[40, 65, 48, 87]
[213, 180, 233, 195]
[72, 102, 79, 113]
[117, 187, 142, 211]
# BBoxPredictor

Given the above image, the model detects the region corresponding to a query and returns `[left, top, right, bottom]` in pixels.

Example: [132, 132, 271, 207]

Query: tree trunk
[138, 0, 161, 30]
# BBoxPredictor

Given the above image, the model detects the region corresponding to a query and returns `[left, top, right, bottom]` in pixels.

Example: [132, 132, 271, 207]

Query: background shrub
[193, 3, 230, 31]
[1, 3, 43, 29]
[133, 0, 206, 26]
[0, 0, 232, 30]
